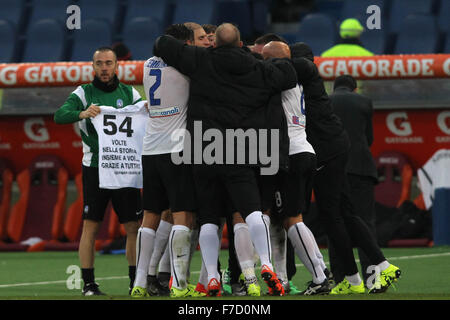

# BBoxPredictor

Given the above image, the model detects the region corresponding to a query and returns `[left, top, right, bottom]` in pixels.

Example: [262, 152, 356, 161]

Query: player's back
[281, 84, 314, 155]
[142, 56, 190, 155]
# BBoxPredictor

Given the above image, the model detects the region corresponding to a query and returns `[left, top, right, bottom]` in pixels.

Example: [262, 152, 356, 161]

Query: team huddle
[55, 21, 402, 298]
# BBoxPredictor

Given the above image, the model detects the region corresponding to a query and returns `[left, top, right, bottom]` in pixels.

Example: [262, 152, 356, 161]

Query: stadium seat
[340, 0, 387, 21]
[216, 0, 253, 39]
[122, 17, 162, 60]
[315, 0, 344, 22]
[443, 33, 450, 53]
[0, 20, 17, 63]
[123, 0, 171, 29]
[21, 19, 67, 62]
[252, 0, 270, 35]
[0, 0, 28, 33]
[172, 0, 217, 25]
[0, 159, 13, 241]
[77, 0, 122, 34]
[437, 0, 450, 34]
[360, 22, 388, 54]
[28, 0, 74, 24]
[0, 155, 68, 252]
[393, 15, 439, 54]
[388, 0, 436, 34]
[295, 13, 337, 56]
[70, 19, 112, 61]
[374, 151, 413, 208]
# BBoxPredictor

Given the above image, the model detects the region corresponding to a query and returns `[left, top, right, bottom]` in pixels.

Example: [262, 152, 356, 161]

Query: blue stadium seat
[388, 0, 435, 33]
[22, 19, 67, 62]
[123, 0, 171, 29]
[443, 34, 450, 53]
[295, 14, 337, 56]
[315, 0, 344, 22]
[0, 0, 28, 33]
[122, 17, 162, 60]
[437, 0, 450, 34]
[360, 20, 388, 54]
[252, 0, 270, 35]
[71, 20, 112, 61]
[216, 0, 253, 38]
[28, 0, 74, 24]
[77, 0, 122, 34]
[0, 20, 17, 62]
[393, 15, 438, 54]
[172, 0, 217, 25]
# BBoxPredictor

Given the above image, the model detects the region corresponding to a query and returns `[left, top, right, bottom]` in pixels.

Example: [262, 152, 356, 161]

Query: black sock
[82, 268, 95, 286]
[129, 266, 136, 287]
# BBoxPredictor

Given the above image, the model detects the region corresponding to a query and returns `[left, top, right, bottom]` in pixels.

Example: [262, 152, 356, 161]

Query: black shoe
[82, 282, 106, 296]
[155, 273, 170, 296]
[300, 279, 330, 296]
[231, 282, 247, 296]
[324, 268, 335, 288]
[146, 275, 169, 296]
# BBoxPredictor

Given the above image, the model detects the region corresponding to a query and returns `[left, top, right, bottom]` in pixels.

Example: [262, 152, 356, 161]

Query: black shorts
[193, 164, 261, 226]
[82, 165, 142, 224]
[269, 152, 316, 220]
[142, 153, 196, 214]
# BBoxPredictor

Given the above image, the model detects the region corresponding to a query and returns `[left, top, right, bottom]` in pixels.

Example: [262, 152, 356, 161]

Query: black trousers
[314, 152, 385, 279]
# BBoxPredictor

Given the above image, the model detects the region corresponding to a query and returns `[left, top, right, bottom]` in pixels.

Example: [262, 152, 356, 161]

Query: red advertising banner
[1, 54, 450, 88]
[371, 109, 450, 169]
[1, 109, 449, 177]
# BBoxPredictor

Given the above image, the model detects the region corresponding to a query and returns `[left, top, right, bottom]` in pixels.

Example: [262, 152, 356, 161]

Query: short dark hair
[254, 33, 288, 45]
[202, 24, 217, 34]
[165, 24, 193, 42]
[93, 46, 117, 61]
[334, 75, 357, 91]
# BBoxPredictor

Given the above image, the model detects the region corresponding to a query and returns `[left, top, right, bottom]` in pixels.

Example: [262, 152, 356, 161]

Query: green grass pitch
[0, 246, 449, 300]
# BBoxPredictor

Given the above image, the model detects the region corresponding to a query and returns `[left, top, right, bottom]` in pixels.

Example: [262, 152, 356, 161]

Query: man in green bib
[54, 47, 142, 296]
[321, 18, 374, 57]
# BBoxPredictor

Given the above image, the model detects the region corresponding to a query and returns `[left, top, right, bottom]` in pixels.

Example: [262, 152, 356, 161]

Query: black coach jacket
[154, 35, 297, 170]
[290, 42, 350, 167]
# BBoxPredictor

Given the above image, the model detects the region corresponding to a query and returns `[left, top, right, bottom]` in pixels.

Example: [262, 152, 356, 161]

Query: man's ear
[239, 41, 243, 48]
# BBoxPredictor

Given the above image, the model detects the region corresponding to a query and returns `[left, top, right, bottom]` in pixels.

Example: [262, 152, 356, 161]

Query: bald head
[261, 41, 291, 60]
[215, 23, 241, 47]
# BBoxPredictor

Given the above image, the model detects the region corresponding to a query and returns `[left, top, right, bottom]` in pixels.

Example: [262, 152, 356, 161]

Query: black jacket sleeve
[261, 58, 298, 92]
[153, 35, 205, 76]
[366, 98, 374, 146]
[291, 57, 316, 84]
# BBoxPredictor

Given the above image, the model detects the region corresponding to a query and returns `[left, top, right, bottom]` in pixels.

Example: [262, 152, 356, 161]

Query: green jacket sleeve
[54, 93, 84, 124]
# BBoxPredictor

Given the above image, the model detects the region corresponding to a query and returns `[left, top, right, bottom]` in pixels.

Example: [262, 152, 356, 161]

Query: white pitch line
[0, 251, 449, 289]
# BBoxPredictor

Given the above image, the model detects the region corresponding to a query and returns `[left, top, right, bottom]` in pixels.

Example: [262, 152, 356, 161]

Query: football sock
[303, 223, 327, 271]
[148, 220, 172, 276]
[81, 268, 95, 286]
[233, 223, 256, 281]
[169, 225, 191, 289]
[287, 222, 326, 284]
[245, 211, 273, 269]
[186, 227, 199, 279]
[377, 260, 390, 272]
[346, 272, 362, 286]
[158, 243, 171, 273]
[270, 223, 288, 283]
[134, 227, 155, 288]
[199, 223, 221, 282]
[128, 265, 136, 288]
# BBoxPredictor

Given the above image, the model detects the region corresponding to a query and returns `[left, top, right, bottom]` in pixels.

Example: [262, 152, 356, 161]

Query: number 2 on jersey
[149, 69, 161, 106]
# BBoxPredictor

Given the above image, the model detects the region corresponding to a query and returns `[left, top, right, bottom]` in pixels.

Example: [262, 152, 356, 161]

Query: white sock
[377, 260, 390, 272]
[186, 227, 199, 279]
[304, 223, 327, 271]
[158, 243, 171, 273]
[134, 227, 155, 288]
[346, 272, 362, 286]
[234, 223, 256, 281]
[245, 211, 272, 269]
[270, 223, 287, 283]
[287, 222, 326, 284]
[199, 223, 220, 282]
[148, 220, 172, 276]
[169, 225, 191, 289]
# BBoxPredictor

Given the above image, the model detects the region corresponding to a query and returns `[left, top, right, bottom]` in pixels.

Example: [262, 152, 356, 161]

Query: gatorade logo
[386, 112, 412, 136]
[24, 117, 49, 142]
[437, 111, 450, 135]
